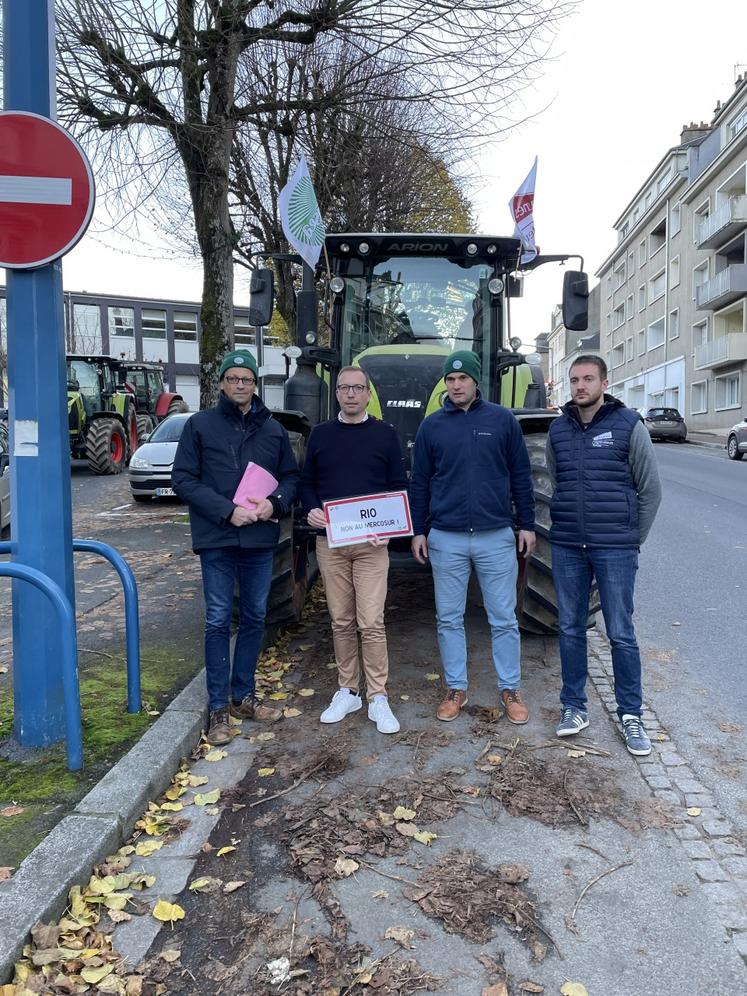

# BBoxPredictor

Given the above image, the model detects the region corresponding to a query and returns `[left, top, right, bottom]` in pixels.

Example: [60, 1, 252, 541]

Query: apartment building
[0, 288, 291, 411]
[596, 74, 747, 430]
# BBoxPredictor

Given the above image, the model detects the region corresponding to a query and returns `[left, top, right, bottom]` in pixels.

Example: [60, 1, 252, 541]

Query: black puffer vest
[548, 397, 640, 548]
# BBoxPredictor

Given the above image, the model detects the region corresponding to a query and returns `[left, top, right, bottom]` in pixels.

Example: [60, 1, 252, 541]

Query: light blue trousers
[428, 527, 520, 690]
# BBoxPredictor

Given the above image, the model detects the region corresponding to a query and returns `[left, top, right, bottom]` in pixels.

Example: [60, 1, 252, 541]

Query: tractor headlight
[330, 276, 345, 294]
[130, 455, 151, 469]
[466, 242, 478, 256]
[358, 242, 370, 255]
[509, 336, 522, 352]
[488, 277, 504, 295]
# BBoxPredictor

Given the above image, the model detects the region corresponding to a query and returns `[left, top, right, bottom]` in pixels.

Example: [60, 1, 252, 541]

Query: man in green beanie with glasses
[173, 349, 299, 745]
[409, 349, 536, 725]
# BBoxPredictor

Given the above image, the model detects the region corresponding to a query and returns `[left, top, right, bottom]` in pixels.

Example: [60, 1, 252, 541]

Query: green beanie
[219, 349, 258, 380]
[443, 350, 481, 384]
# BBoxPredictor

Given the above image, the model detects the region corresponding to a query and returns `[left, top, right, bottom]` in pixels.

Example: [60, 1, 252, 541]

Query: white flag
[508, 157, 538, 264]
[278, 154, 326, 270]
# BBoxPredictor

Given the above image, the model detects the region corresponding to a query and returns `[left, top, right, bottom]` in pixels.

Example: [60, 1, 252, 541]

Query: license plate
[155, 487, 175, 497]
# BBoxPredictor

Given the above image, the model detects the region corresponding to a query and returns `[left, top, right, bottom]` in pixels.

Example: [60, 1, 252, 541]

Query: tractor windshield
[67, 360, 101, 417]
[335, 256, 493, 373]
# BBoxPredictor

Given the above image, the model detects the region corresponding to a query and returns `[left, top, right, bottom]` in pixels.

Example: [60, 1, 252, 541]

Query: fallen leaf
[268, 691, 288, 700]
[223, 880, 247, 894]
[518, 983, 544, 994]
[194, 789, 221, 806]
[298, 643, 313, 651]
[393, 806, 416, 821]
[482, 985, 508, 996]
[400, 694, 410, 701]
[485, 754, 503, 766]
[560, 984, 589, 996]
[298, 688, 315, 697]
[718, 722, 741, 733]
[205, 749, 227, 762]
[396, 822, 436, 845]
[159, 801, 183, 812]
[160, 949, 181, 963]
[283, 707, 302, 718]
[326, 661, 337, 669]
[217, 846, 236, 857]
[0, 805, 24, 818]
[152, 900, 185, 923]
[164, 785, 185, 801]
[258, 767, 275, 777]
[188, 877, 223, 893]
[80, 964, 115, 984]
[686, 807, 702, 817]
[256, 732, 276, 742]
[186, 774, 209, 787]
[372, 890, 389, 899]
[384, 925, 415, 949]
[334, 857, 359, 877]
[567, 749, 586, 758]
[0, 867, 12, 881]
[134, 840, 163, 857]
[378, 810, 395, 826]
[107, 909, 132, 923]
[425, 672, 440, 681]
[0, 665, 8, 673]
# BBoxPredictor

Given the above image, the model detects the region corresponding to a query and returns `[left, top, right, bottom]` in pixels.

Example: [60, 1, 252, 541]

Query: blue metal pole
[3, 0, 77, 746]
[0, 564, 81, 770]
[71, 540, 142, 714]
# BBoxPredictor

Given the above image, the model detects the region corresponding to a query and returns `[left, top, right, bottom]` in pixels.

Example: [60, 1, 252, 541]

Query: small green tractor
[66, 355, 138, 475]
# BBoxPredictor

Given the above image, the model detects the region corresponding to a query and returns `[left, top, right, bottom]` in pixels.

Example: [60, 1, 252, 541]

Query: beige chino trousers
[316, 536, 390, 700]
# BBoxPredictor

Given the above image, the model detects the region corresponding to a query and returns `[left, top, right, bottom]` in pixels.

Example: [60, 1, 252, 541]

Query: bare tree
[56, 1, 573, 407]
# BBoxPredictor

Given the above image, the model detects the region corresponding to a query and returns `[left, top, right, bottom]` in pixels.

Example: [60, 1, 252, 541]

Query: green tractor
[118, 361, 189, 444]
[251, 233, 595, 635]
[66, 355, 139, 475]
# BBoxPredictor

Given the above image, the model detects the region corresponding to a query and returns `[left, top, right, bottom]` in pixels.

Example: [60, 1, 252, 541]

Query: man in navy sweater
[410, 350, 536, 725]
[300, 366, 407, 734]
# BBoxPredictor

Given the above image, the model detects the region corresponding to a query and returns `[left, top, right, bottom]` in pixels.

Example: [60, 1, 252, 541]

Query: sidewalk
[687, 429, 728, 450]
[1, 578, 746, 992]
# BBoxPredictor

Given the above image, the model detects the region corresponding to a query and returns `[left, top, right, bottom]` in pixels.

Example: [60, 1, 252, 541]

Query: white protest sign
[324, 491, 412, 548]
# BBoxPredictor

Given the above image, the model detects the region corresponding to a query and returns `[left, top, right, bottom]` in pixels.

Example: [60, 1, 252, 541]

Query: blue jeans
[551, 545, 642, 719]
[199, 546, 274, 711]
[428, 527, 520, 690]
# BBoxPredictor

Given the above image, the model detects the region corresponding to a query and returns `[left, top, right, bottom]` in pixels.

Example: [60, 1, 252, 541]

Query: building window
[639, 239, 646, 265]
[606, 275, 613, 298]
[691, 380, 707, 414]
[693, 199, 710, 245]
[715, 372, 740, 410]
[649, 391, 665, 406]
[613, 258, 626, 290]
[70, 303, 101, 353]
[692, 260, 709, 301]
[647, 316, 665, 350]
[627, 251, 635, 278]
[109, 306, 134, 337]
[174, 311, 198, 341]
[626, 336, 634, 361]
[671, 202, 681, 236]
[669, 308, 680, 340]
[626, 295, 634, 321]
[611, 343, 625, 368]
[649, 269, 666, 303]
[669, 255, 680, 288]
[692, 319, 709, 356]
[619, 221, 629, 242]
[142, 308, 167, 340]
[728, 108, 747, 142]
[644, 191, 652, 210]
[612, 304, 625, 330]
[234, 315, 255, 346]
[638, 284, 646, 312]
[649, 217, 667, 256]
[637, 329, 646, 355]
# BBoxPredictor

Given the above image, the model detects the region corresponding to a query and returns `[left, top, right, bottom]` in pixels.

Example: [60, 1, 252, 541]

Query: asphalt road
[635, 440, 747, 835]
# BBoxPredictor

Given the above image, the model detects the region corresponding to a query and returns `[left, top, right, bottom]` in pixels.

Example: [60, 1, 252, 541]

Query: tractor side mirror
[249, 268, 275, 327]
[0, 453, 9, 474]
[562, 270, 589, 331]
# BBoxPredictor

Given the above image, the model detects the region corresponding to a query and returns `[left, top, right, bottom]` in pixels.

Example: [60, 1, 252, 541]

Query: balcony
[696, 264, 747, 310]
[696, 195, 747, 249]
[695, 332, 747, 370]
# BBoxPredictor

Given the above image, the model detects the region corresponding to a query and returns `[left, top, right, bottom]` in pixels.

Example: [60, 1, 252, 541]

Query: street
[636, 441, 747, 835]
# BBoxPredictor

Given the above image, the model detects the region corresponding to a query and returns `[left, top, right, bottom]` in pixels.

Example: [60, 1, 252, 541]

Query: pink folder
[233, 461, 279, 510]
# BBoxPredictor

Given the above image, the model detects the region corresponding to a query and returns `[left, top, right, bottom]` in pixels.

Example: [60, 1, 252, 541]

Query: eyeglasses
[336, 383, 368, 395]
[224, 375, 256, 386]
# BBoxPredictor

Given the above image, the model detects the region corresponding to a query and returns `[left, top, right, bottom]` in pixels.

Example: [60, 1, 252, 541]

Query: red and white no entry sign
[0, 111, 95, 269]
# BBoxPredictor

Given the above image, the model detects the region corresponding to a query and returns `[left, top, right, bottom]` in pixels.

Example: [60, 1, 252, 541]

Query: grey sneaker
[556, 707, 589, 737]
[621, 714, 651, 756]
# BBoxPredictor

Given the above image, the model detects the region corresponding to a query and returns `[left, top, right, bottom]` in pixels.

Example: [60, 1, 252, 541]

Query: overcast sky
[60, 0, 745, 347]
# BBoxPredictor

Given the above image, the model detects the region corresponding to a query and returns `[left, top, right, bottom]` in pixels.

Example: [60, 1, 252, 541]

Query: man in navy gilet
[546, 355, 661, 755]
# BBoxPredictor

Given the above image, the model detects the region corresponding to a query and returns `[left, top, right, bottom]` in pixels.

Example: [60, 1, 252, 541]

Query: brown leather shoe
[230, 695, 282, 722]
[501, 689, 529, 725]
[437, 688, 468, 722]
[207, 708, 232, 745]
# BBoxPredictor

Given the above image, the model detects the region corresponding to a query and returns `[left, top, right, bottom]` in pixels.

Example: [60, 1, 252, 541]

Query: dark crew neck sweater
[299, 416, 407, 513]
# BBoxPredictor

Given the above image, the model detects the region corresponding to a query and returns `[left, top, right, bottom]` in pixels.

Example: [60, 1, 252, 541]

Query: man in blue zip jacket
[172, 350, 299, 745]
[410, 350, 536, 725]
[546, 355, 661, 755]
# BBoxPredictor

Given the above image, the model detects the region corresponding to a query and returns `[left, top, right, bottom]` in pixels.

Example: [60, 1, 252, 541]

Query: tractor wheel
[516, 432, 600, 635]
[136, 414, 155, 446]
[125, 406, 139, 462]
[86, 419, 127, 476]
[167, 398, 189, 416]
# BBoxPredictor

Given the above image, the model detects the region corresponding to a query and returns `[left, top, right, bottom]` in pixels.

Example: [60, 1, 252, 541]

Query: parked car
[0, 411, 9, 536]
[726, 416, 747, 461]
[128, 412, 192, 502]
[644, 407, 687, 442]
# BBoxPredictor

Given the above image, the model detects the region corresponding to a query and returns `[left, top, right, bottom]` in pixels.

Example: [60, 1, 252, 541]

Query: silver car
[0, 413, 10, 536]
[128, 412, 192, 502]
[726, 416, 747, 461]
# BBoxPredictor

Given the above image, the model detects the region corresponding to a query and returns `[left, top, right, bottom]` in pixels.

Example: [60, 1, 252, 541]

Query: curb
[0, 671, 208, 982]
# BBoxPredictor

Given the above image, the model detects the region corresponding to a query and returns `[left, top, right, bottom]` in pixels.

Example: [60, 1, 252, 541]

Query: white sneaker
[320, 688, 362, 724]
[368, 695, 400, 734]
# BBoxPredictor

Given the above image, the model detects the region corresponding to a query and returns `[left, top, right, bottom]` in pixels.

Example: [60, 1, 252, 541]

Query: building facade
[0, 288, 291, 411]
[596, 75, 747, 430]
